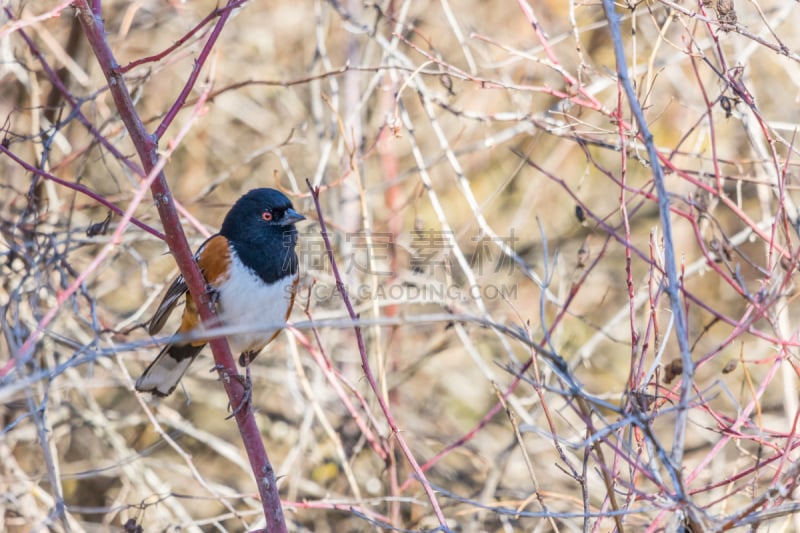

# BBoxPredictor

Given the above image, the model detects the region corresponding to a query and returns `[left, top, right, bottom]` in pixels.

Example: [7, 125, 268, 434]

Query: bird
[135, 188, 305, 397]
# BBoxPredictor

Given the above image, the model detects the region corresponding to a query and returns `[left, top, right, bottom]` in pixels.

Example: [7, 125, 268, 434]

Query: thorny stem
[72, 1, 287, 531]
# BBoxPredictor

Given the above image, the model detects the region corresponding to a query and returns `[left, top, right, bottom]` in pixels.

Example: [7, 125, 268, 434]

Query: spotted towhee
[135, 188, 305, 397]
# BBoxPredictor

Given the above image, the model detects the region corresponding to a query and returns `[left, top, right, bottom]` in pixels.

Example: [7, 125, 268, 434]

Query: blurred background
[2, 0, 800, 531]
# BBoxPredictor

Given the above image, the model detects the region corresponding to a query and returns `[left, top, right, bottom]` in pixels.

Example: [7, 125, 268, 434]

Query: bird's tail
[135, 343, 204, 397]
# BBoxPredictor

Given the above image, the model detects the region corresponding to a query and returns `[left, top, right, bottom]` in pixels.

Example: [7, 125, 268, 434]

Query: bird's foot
[203, 283, 220, 307]
[209, 363, 252, 419]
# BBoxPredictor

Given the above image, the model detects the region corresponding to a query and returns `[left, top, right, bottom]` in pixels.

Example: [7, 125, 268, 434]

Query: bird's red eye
[262, 211, 273, 221]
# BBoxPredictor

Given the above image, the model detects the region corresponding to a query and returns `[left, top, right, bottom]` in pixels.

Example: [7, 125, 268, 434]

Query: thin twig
[307, 180, 451, 531]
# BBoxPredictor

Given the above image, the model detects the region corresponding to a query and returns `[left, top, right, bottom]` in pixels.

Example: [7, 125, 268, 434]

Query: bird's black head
[220, 188, 304, 243]
[220, 188, 305, 282]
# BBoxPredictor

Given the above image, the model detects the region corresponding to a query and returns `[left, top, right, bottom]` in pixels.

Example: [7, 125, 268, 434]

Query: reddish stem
[307, 180, 450, 530]
[0, 145, 163, 239]
[117, 0, 247, 74]
[73, 1, 286, 531]
[154, 0, 247, 140]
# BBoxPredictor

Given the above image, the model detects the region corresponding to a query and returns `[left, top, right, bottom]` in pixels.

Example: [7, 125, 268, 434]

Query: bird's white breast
[215, 250, 295, 355]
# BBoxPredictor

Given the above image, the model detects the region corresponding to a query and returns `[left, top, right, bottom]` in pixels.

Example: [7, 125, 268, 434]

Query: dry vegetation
[3, 0, 800, 531]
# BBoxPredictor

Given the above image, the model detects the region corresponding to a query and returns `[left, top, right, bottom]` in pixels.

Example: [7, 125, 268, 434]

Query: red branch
[73, 1, 286, 531]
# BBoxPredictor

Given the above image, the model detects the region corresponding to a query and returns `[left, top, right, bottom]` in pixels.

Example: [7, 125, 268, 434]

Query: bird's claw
[209, 363, 252, 419]
[204, 283, 220, 306]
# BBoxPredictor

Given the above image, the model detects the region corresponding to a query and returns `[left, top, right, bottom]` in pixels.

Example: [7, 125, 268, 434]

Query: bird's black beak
[281, 208, 306, 225]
